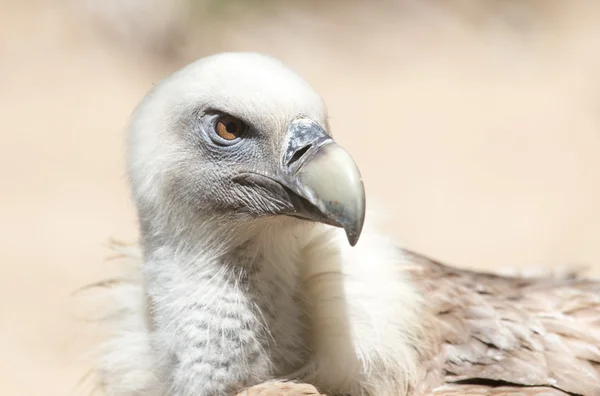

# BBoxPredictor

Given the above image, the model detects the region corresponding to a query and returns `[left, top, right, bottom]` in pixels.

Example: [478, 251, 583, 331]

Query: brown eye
[215, 116, 246, 141]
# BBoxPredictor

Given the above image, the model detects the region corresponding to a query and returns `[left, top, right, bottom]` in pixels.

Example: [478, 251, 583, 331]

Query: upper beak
[278, 118, 366, 246]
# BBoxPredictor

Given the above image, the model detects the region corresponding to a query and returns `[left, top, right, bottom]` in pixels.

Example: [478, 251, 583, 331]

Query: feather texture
[407, 250, 600, 396]
[85, 214, 424, 396]
[84, 240, 600, 396]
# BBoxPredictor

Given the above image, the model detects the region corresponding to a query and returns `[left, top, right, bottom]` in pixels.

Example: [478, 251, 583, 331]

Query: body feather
[85, 240, 600, 396]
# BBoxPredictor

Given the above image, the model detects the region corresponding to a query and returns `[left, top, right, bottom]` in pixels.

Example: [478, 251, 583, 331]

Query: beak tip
[343, 194, 366, 247]
[346, 232, 360, 247]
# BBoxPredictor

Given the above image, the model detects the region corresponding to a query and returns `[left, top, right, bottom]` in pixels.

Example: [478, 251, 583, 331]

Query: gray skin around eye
[171, 112, 293, 219]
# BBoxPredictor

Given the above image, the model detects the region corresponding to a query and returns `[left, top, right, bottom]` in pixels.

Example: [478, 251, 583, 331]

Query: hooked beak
[278, 118, 366, 246]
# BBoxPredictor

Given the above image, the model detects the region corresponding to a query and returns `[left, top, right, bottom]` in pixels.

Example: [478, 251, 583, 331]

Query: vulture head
[128, 52, 365, 249]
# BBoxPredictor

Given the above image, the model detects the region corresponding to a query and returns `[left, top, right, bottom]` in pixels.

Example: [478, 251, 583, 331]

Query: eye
[214, 115, 246, 141]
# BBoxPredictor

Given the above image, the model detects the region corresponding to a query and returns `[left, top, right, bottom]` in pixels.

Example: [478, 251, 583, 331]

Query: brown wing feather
[429, 384, 571, 395]
[404, 250, 600, 396]
[236, 382, 324, 396]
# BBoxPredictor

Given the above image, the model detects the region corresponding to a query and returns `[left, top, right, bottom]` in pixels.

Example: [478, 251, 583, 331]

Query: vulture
[89, 52, 600, 396]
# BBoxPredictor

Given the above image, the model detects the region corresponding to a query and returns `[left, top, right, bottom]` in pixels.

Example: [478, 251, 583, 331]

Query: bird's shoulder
[403, 249, 600, 396]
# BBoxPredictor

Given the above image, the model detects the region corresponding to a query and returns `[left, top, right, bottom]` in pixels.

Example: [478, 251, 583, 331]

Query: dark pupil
[225, 121, 238, 134]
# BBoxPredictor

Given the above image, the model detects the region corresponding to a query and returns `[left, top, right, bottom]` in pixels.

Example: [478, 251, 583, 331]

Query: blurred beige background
[1, 0, 600, 395]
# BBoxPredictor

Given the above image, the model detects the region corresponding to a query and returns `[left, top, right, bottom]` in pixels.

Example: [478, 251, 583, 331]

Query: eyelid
[202, 109, 255, 129]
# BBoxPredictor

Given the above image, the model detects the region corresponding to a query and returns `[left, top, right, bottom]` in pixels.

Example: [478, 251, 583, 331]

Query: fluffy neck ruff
[141, 216, 327, 390]
[99, 213, 425, 396]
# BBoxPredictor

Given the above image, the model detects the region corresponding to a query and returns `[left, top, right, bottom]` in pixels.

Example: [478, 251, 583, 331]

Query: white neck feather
[94, 211, 424, 396]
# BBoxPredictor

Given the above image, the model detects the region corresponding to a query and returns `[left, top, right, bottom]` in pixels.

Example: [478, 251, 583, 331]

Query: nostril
[287, 145, 312, 167]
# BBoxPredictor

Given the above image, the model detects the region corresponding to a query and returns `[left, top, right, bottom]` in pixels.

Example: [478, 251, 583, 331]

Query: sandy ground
[2, 1, 600, 395]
